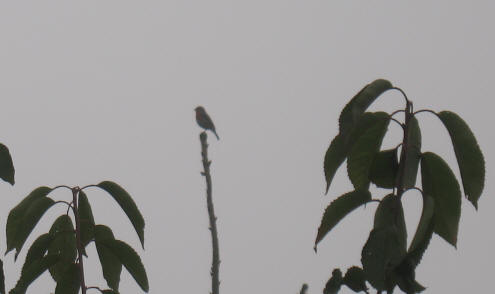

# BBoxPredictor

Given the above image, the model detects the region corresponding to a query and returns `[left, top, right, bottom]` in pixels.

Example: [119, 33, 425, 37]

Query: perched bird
[195, 106, 220, 140]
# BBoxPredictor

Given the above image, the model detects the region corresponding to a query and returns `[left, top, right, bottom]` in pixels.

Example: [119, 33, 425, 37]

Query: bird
[195, 106, 220, 140]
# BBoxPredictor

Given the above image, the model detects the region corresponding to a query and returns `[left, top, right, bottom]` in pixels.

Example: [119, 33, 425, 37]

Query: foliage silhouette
[5, 183, 148, 294]
[317, 79, 485, 293]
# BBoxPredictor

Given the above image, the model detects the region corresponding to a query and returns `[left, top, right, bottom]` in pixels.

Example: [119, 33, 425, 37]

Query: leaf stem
[72, 187, 87, 294]
[199, 132, 220, 294]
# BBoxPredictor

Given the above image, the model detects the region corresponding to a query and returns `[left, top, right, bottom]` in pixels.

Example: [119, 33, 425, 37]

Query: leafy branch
[316, 79, 485, 293]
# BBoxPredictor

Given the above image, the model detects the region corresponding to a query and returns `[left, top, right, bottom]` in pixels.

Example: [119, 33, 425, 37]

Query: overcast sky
[0, 1, 493, 293]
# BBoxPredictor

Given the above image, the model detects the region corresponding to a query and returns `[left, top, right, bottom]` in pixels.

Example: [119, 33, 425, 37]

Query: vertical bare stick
[200, 132, 220, 294]
[72, 187, 87, 294]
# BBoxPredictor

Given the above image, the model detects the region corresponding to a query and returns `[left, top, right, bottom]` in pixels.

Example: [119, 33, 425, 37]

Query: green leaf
[361, 227, 406, 292]
[101, 239, 149, 292]
[95, 225, 122, 291]
[342, 266, 367, 293]
[438, 111, 485, 209]
[401, 116, 422, 189]
[54, 263, 80, 294]
[324, 134, 347, 193]
[48, 215, 77, 282]
[408, 194, 434, 266]
[14, 197, 56, 259]
[339, 79, 393, 135]
[421, 152, 461, 247]
[10, 254, 59, 294]
[0, 143, 15, 185]
[78, 191, 95, 253]
[315, 190, 372, 247]
[394, 259, 426, 294]
[0, 259, 5, 294]
[97, 181, 145, 247]
[325, 112, 388, 192]
[370, 148, 399, 189]
[22, 233, 54, 276]
[6, 186, 53, 255]
[323, 269, 342, 294]
[347, 112, 390, 189]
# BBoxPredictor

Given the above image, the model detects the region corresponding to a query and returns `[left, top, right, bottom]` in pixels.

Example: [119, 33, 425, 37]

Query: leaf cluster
[4, 181, 148, 294]
[317, 79, 485, 293]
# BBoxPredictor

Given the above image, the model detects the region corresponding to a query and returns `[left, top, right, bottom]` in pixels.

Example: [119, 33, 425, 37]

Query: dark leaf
[325, 112, 388, 192]
[421, 152, 461, 247]
[48, 215, 77, 282]
[102, 290, 119, 294]
[373, 194, 407, 249]
[438, 111, 485, 209]
[394, 260, 426, 294]
[370, 148, 399, 189]
[361, 227, 406, 292]
[407, 194, 435, 266]
[6, 187, 53, 255]
[101, 239, 149, 292]
[315, 190, 371, 247]
[78, 191, 95, 254]
[324, 134, 347, 193]
[342, 266, 367, 293]
[54, 263, 80, 294]
[22, 233, 54, 276]
[95, 225, 122, 291]
[339, 79, 393, 135]
[401, 116, 422, 189]
[323, 269, 342, 294]
[97, 181, 145, 247]
[14, 197, 55, 259]
[0, 143, 15, 185]
[9, 254, 59, 294]
[347, 112, 390, 189]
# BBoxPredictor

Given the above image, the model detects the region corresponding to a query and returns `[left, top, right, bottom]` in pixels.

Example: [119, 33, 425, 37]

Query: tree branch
[200, 132, 220, 294]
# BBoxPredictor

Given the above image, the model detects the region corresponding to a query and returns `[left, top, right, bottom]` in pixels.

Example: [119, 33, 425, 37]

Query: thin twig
[200, 132, 220, 294]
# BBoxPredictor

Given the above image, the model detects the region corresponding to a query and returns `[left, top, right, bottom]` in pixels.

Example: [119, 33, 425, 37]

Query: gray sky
[0, 1, 493, 293]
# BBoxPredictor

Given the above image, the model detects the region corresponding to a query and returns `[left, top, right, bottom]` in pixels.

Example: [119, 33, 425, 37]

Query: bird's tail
[213, 130, 220, 140]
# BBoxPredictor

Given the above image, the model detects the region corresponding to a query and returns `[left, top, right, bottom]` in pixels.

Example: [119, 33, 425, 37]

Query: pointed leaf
[347, 112, 390, 189]
[324, 134, 347, 193]
[78, 191, 95, 252]
[95, 225, 122, 291]
[373, 195, 407, 237]
[315, 190, 371, 246]
[10, 254, 59, 294]
[342, 266, 367, 293]
[323, 269, 342, 294]
[54, 263, 80, 294]
[370, 148, 399, 188]
[408, 194, 434, 265]
[401, 116, 422, 189]
[325, 112, 388, 192]
[22, 233, 54, 276]
[101, 239, 149, 292]
[421, 152, 461, 247]
[0, 143, 14, 185]
[361, 227, 406, 292]
[6, 187, 53, 254]
[438, 111, 485, 209]
[14, 197, 56, 259]
[48, 215, 77, 282]
[97, 181, 145, 247]
[339, 79, 393, 135]
[394, 259, 426, 294]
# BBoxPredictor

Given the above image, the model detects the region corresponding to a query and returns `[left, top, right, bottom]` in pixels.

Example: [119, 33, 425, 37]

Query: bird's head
[195, 106, 205, 113]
